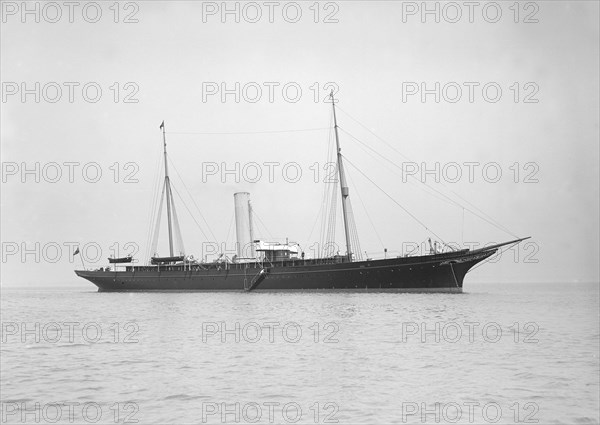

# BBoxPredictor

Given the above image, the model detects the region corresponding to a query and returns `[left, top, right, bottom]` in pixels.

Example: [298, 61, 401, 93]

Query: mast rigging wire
[150, 181, 166, 259]
[145, 143, 165, 261]
[343, 155, 448, 245]
[338, 126, 518, 238]
[336, 106, 518, 238]
[167, 183, 185, 255]
[169, 183, 211, 242]
[348, 170, 385, 250]
[168, 156, 219, 243]
[168, 127, 329, 136]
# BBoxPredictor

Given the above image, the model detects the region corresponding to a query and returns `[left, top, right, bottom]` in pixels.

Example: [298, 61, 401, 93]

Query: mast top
[160, 120, 167, 149]
[329, 90, 337, 103]
[159, 119, 174, 257]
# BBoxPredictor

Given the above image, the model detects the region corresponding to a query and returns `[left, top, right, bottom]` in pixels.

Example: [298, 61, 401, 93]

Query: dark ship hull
[75, 244, 502, 293]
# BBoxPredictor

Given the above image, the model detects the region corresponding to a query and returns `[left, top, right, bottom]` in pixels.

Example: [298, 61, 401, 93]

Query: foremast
[160, 121, 174, 257]
[330, 91, 353, 262]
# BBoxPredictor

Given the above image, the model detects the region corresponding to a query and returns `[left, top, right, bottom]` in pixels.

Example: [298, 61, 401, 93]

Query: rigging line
[309, 116, 332, 250]
[148, 147, 165, 253]
[321, 171, 335, 255]
[150, 180, 167, 260]
[348, 170, 385, 249]
[344, 134, 463, 210]
[305, 199, 325, 250]
[341, 167, 361, 257]
[224, 212, 234, 251]
[339, 127, 464, 209]
[319, 114, 336, 256]
[462, 207, 465, 246]
[252, 217, 268, 241]
[255, 217, 272, 241]
[351, 204, 362, 256]
[348, 210, 361, 257]
[337, 105, 412, 160]
[167, 156, 219, 242]
[318, 177, 328, 251]
[168, 183, 186, 255]
[339, 127, 517, 238]
[320, 189, 330, 255]
[446, 189, 518, 238]
[347, 201, 362, 260]
[145, 144, 165, 261]
[325, 112, 339, 256]
[252, 208, 275, 241]
[401, 237, 428, 257]
[336, 106, 517, 237]
[326, 178, 338, 256]
[332, 183, 339, 252]
[340, 128, 471, 237]
[167, 127, 329, 136]
[169, 183, 211, 242]
[411, 238, 432, 256]
[343, 155, 448, 245]
[342, 132, 472, 250]
[468, 241, 522, 273]
[321, 182, 330, 256]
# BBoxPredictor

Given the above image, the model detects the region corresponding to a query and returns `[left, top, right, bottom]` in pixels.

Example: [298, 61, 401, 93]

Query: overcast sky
[1, 1, 598, 287]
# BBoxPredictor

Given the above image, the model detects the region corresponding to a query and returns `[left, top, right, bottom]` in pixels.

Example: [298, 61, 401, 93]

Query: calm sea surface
[1, 283, 598, 425]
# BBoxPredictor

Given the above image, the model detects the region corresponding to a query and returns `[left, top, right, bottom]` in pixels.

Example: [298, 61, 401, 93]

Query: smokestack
[234, 192, 254, 259]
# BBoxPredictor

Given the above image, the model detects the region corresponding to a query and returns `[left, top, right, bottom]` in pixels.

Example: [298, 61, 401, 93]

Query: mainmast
[160, 121, 174, 257]
[330, 91, 353, 261]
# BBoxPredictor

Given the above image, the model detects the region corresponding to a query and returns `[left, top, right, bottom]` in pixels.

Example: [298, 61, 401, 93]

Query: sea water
[1, 283, 598, 424]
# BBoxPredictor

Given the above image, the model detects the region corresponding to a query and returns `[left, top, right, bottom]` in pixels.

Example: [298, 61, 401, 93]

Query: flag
[159, 121, 164, 130]
[73, 248, 80, 256]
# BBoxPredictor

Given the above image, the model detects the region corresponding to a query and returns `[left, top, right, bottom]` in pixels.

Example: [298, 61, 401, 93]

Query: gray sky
[1, 1, 598, 286]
